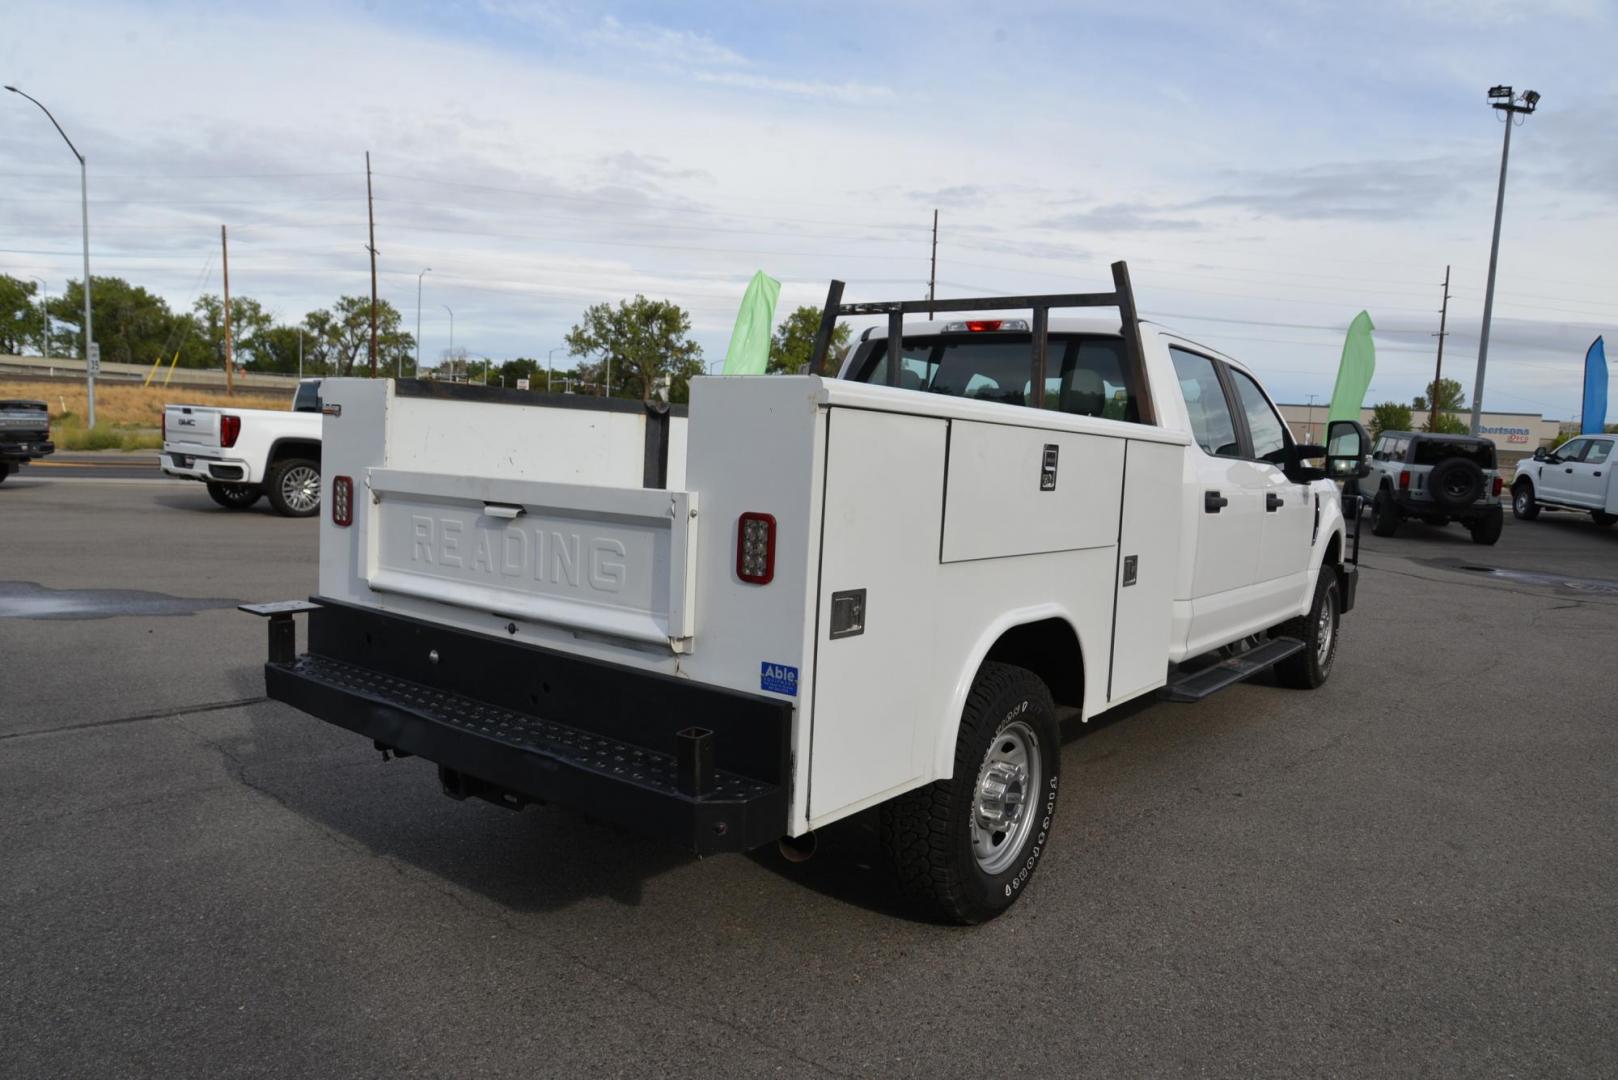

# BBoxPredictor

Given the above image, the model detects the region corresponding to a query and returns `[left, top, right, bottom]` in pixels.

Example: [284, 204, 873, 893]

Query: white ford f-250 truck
[1511, 433, 1618, 527]
[162, 378, 324, 516]
[243, 265, 1371, 923]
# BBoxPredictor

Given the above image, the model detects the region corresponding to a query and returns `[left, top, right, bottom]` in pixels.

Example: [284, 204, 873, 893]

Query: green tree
[1413, 377, 1467, 431]
[496, 357, 543, 387]
[48, 276, 178, 365]
[767, 305, 850, 375]
[192, 293, 274, 370]
[1370, 402, 1413, 439]
[245, 325, 307, 374]
[0, 274, 45, 355]
[304, 296, 408, 377]
[565, 295, 704, 402]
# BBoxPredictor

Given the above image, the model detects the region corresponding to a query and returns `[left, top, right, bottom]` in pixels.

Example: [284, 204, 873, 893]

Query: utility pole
[1305, 393, 1319, 443]
[1469, 85, 1540, 435]
[220, 225, 234, 396]
[366, 150, 379, 377]
[927, 209, 938, 319]
[414, 267, 430, 379]
[1429, 265, 1451, 432]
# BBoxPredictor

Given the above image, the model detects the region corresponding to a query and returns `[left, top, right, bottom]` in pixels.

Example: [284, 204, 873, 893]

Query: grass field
[1, 379, 289, 451]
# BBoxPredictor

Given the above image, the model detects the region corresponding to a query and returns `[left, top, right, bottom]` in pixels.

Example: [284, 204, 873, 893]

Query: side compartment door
[809, 407, 948, 822]
[1108, 439, 1183, 701]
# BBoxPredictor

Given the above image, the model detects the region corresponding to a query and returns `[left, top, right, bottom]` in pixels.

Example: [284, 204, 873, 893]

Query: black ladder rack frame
[806, 259, 1156, 423]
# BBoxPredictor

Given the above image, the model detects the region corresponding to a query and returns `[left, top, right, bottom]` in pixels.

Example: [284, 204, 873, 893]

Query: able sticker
[760, 662, 799, 697]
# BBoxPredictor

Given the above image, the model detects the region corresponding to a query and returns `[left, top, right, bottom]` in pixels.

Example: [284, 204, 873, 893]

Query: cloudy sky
[4, 0, 1615, 419]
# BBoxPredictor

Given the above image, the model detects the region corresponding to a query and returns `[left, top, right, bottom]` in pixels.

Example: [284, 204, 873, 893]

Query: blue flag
[1583, 336, 1608, 435]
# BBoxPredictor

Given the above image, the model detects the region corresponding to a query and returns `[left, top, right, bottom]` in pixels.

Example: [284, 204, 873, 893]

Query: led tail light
[736, 512, 776, 585]
[1399, 470, 1411, 490]
[942, 318, 1030, 333]
[332, 475, 354, 527]
[219, 414, 241, 448]
[1492, 476, 1503, 496]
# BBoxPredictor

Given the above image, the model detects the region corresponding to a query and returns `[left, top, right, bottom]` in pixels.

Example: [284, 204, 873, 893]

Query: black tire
[879, 662, 1061, 924]
[1371, 488, 1399, 537]
[1593, 512, 1617, 528]
[1512, 480, 1540, 521]
[0, 462, 10, 484]
[206, 481, 262, 510]
[265, 458, 321, 518]
[1427, 457, 1485, 511]
[1469, 512, 1503, 545]
[1274, 570, 1340, 690]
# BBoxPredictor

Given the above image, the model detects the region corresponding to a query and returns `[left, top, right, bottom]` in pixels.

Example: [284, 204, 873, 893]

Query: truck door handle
[1204, 490, 1228, 513]
[483, 503, 526, 519]
[1266, 493, 1284, 512]
[1566, 467, 1574, 473]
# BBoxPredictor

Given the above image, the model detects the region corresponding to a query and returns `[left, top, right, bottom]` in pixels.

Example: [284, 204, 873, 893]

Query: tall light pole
[29, 276, 49, 358]
[8, 86, 94, 426]
[413, 267, 430, 379]
[442, 304, 454, 378]
[1469, 85, 1540, 436]
[547, 346, 563, 393]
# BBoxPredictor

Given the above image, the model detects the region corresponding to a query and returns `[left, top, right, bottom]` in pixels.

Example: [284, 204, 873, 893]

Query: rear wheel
[1593, 512, 1617, 528]
[1512, 481, 1540, 520]
[265, 458, 321, 518]
[1469, 512, 1503, 545]
[1274, 570, 1340, 689]
[1371, 489, 1399, 536]
[0, 462, 10, 484]
[879, 662, 1061, 924]
[206, 481, 261, 510]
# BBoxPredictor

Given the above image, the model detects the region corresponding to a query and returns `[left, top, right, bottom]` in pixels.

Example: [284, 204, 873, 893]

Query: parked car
[161, 378, 323, 516]
[240, 265, 1371, 923]
[1511, 434, 1618, 527]
[1365, 431, 1503, 544]
[0, 398, 54, 483]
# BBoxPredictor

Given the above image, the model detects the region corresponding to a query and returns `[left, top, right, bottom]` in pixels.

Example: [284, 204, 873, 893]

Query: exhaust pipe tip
[777, 831, 817, 864]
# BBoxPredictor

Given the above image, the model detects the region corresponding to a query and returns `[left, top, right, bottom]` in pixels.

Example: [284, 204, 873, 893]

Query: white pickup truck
[243, 266, 1371, 922]
[162, 378, 323, 516]
[1511, 433, 1618, 527]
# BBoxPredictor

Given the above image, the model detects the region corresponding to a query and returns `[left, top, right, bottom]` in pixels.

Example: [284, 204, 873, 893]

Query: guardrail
[0, 353, 305, 390]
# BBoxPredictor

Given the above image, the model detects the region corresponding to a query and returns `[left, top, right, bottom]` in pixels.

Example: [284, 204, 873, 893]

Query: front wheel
[1512, 482, 1540, 521]
[879, 662, 1061, 924]
[206, 481, 261, 510]
[265, 458, 321, 518]
[1274, 570, 1340, 689]
[1371, 489, 1399, 537]
[1593, 512, 1617, 528]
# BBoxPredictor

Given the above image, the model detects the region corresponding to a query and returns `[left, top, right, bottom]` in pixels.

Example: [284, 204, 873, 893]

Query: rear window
[1414, 440, 1495, 468]
[845, 333, 1141, 422]
[293, 381, 322, 414]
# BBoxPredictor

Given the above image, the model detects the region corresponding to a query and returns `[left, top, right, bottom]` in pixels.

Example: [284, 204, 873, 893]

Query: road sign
[87, 342, 101, 374]
[516, 378, 530, 391]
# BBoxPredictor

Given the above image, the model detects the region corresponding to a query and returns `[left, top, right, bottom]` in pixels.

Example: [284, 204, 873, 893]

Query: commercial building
[1277, 404, 1564, 472]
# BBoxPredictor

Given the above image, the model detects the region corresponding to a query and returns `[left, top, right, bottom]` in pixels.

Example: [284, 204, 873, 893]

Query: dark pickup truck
[0, 400, 55, 483]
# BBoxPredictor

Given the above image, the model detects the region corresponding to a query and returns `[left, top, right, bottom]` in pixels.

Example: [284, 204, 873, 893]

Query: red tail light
[1399, 470, 1411, 490]
[1492, 476, 1503, 496]
[965, 320, 1002, 332]
[332, 475, 353, 527]
[219, 414, 241, 448]
[736, 512, 776, 585]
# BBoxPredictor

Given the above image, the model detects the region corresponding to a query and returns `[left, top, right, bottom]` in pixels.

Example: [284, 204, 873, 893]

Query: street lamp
[8, 86, 95, 426]
[442, 304, 454, 379]
[413, 267, 430, 379]
[29, 276, 49, 359]
[1468, 84, 1540, 436]
[547, 346, 564, 394]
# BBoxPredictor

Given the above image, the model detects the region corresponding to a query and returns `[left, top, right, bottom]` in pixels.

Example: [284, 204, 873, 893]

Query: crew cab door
[1540, 439, 1586, 503]
[1225, 367, 1312, 588]
[1569, 438, 1612, 506]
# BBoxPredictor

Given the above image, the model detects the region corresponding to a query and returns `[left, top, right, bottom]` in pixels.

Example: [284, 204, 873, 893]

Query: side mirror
[1325, 419, 1371, 480]
[1532, 447, 1548, 462]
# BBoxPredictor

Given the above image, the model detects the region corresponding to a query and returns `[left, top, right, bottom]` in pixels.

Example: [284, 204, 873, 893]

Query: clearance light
[736, 512, 776, 585]
[1399, 470, 1411, 490]
[942, 318, 1030, 333]
[220, 414, 241, 448]
[332, 475, 354, 527]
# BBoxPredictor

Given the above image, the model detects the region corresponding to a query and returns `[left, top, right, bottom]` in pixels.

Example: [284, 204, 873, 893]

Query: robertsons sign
[1479, 424, 1531, 444]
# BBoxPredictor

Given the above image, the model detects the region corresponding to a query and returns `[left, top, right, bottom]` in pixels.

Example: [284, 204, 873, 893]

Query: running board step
[1160, 637, 1305, 703]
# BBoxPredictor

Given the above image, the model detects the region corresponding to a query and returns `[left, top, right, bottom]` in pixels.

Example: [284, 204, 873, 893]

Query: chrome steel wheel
[1316, 587, 1337, 667]
[970, 719, 1042, 875]
[279, 465, 320, 514]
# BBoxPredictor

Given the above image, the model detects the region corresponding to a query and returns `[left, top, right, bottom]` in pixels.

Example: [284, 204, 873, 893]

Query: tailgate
[362, 468, 699, 652]
[165, 405, 220, 449]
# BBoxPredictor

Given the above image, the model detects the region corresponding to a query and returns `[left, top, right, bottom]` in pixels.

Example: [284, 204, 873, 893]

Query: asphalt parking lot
[3, 467, 1616, 1078]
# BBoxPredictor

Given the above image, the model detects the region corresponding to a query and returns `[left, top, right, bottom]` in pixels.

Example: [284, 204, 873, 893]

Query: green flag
[1327, 311, 1376, 423]
[721, 270, 782, 375]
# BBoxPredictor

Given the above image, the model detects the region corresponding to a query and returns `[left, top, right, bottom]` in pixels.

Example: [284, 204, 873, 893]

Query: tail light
[943, 318, 1030, 332]
[332, 475, 353, 527]
[1492, 476, 1503, 496]
[219, 414, 241, 448]
[736, 512, 776, 585]
[161, 412, 166, 442]
[1398, 470, 1410, 490]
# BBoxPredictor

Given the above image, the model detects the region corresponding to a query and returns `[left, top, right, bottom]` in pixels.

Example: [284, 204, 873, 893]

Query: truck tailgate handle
[482, 502, 526, 519]
[1266, 493, 1284, 512]
[1204, 490, 1228, 513]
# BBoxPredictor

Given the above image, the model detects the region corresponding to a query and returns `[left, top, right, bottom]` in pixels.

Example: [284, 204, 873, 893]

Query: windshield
[845, 333, 1141, 421]
[1413, 440, 1494, 468]
[292, 381, 322, 414]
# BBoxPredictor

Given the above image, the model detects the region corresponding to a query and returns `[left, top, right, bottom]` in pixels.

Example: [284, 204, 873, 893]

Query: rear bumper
[160, 450, 255, 484]
[251, 599, 792, 855]
[0, 437, 53, 462]
[1389, 492, 1502, 523]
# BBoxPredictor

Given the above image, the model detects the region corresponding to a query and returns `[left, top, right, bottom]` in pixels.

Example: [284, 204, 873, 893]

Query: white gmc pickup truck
[244, 265, 1371, 922]
[162, 379, 323, 516]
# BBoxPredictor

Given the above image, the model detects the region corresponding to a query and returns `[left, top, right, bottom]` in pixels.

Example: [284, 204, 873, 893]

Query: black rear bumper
[253, 599, 792, 855]
[0, 437, 53, 462]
